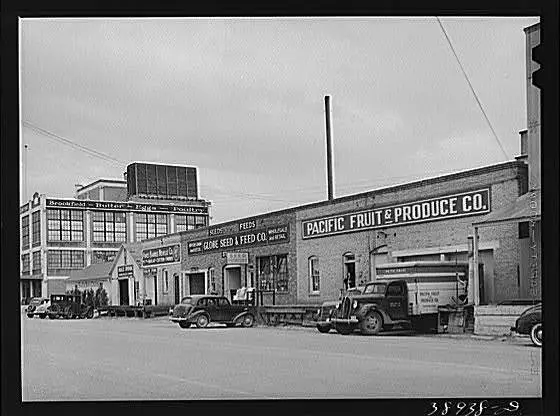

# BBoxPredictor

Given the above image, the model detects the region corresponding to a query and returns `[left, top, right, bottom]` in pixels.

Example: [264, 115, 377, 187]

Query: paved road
[21, 316, 541, 400]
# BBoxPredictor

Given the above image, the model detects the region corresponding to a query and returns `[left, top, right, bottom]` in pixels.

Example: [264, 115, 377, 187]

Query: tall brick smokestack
[324, 95, 334, 201]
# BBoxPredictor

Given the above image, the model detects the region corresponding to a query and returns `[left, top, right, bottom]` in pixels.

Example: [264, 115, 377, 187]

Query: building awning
[473, 189, 541, 226]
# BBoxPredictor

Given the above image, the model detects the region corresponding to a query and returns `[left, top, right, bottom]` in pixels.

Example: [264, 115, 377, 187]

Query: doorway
[224, 266, 242, 301]
[343, 253, 356, 288]
[189, 272, 205, 295]
[119, 279, 129, 306]
[174, 274, 180, 304]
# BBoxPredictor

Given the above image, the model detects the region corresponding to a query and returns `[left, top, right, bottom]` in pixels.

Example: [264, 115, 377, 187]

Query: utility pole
[324, 95, 334, 201]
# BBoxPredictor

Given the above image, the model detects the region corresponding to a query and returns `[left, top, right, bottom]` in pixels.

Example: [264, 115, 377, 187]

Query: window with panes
[309, 256, 320, 293]
[32, 211, 41, 246]
[47, 209, 84, 241]
[21, 216, 30, 248]
[21, 253, 30, 275]
[136, 213, 168, 241]
[257, 254, 288, 292]
[175, 214, 207, 232]
[92, 211, 127, 242]
[91, 251, 117, 264]
[32, 251, 41, 274]
[47, 250, 85, 272]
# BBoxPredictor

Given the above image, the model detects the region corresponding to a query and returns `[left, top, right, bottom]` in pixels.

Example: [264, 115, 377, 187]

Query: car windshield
[180, 297, 193, 305]
[363, 283, 387, 295]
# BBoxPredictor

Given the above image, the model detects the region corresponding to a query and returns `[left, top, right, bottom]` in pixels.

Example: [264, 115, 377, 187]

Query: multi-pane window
[163, 270, 169, 293]
[21, 216, 30, 248]
[21, 253, 30, 275]
[92, 211, 127, 242]
[47, 209, 84, 241]
[91, 251, 117, 264]
[32, 211, 41, 246]
[32, 251, 41, 274]
[175, 214, 207, 232]
[47, 250, 85, 272]
[257, 254, 288, 293]
[136, 213, 168, 241]
[309, 256, 320, 293]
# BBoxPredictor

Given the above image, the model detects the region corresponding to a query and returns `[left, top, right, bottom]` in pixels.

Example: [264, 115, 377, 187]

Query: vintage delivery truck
[322, 261, 468, 335]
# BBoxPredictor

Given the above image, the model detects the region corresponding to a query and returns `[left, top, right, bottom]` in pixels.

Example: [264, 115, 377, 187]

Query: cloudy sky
[20, 16, 539, 224]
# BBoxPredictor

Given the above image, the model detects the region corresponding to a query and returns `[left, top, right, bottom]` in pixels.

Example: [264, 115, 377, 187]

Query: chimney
[324, 95, 334, 201]
[515, 129, 528, 163]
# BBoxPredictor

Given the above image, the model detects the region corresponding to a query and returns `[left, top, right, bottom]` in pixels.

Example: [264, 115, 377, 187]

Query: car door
[217, 297, 235, 322]
[204, 298, 220, 321]
[385, 281, 407, 320]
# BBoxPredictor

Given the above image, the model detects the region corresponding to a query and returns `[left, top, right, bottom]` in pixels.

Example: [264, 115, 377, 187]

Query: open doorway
[224, 266, 242, 302]
[343, 253, 356, 289]
[119, 279, 129, 306]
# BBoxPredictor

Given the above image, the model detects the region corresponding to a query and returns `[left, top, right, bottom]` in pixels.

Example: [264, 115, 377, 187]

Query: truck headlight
[352, 300, 358, 309]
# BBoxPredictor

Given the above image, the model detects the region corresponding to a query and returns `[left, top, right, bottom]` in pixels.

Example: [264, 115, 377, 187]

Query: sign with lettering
[238, 220, 257, 231]
[224, 252, 249, 264]
[117, 264, 134, 278]
[302, 189, 490, 239]
[188, 225, 290, 255]
[209, 227, 227, 236]
[142, 244, 181, 266]
[46, 198, 208, 214]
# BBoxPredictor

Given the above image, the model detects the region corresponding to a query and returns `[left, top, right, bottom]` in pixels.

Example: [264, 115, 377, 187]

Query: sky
[20, 16, 539, 224]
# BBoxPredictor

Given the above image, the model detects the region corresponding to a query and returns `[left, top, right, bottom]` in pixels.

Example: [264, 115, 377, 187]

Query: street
[21, 316, 541, 400]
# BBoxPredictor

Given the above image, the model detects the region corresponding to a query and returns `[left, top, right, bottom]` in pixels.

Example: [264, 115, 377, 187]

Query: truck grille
[336, 297, 351, 319]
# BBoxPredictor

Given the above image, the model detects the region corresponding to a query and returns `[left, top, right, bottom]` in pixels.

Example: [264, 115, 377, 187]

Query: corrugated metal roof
[473, 189, 541, 226]
[68, 262, 113, 282]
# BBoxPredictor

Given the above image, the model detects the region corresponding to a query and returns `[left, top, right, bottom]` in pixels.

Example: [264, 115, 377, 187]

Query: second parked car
[170, 295, 255, 329]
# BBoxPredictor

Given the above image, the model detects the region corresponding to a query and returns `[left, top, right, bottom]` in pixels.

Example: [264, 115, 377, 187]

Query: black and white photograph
[5, 11, 555, 410]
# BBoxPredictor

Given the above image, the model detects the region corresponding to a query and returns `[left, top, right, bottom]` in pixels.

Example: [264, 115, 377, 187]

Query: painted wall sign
[142, 244, 181, 266]
[188, 225, 290, 255]
[208, 227, 227, 236]
[117, 264, 134, 278]
[302, 189, 490, 239]
[238, 220, 257, 231]
[46, 198, 208, 214]
[223, 252, 249, 264]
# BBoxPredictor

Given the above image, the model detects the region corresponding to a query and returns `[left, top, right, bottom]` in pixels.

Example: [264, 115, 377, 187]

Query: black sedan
[170, 295, 255, 329]
[511, 303, 542, 347]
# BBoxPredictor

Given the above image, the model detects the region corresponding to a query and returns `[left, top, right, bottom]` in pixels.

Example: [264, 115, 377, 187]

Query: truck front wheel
[361, 311, 383, 335]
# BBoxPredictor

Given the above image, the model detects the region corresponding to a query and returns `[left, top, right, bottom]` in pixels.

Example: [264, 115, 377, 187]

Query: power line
[22, 121, 127, 168]
[435, 17, 509, 160]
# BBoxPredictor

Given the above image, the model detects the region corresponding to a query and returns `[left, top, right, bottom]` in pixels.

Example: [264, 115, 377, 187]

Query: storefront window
[257, 254, 288, 293]
[47, 250, 85, 273]
[92, 211, 127, 242]
[136, 213, 168, 241]
[32, 211, 41, 246]
[47, 209, 84, 242]
[163, 269, 169, 293]
[309, 256, 320, 293]
[32, 251, 41, 274]
[21, 253, 30, 275]
[21, 216, 30, 248]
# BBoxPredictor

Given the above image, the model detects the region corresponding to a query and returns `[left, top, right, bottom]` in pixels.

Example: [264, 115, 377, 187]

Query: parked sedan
[26, 297, 49, 319]
[511, 303, 542, 347]
[170, 295, 255, 329]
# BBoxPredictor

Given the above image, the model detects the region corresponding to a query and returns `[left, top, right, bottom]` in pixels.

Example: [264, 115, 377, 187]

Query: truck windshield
[363, 284, 386, 295]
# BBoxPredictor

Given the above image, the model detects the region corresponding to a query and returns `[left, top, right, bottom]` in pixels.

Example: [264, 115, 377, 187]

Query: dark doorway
[119, 279, 129, 306]
[174, 274, 180, 304]
[154, 275, 158, 305]
[189, 273, 205, 295]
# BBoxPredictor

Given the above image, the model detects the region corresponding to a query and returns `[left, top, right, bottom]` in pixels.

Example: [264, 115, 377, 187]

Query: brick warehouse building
[119, 160, 529, 307]
[19, 163, 211, 302]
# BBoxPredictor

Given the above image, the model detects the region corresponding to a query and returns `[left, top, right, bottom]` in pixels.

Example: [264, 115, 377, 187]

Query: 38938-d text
[426, 400, 521, 416]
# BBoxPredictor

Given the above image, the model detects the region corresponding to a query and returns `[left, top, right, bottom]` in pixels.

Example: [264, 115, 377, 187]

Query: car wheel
[27, 314, 34, 319]
[360, 311, 383, 335]
[317, 324, 331, 333]
[39, 314, 46, 319]
[179, 321, 191, 329]
[335, 323, 353, 335]
[196, 314, 209, 328]
[86, 307, 94, 319]
[241, 314, 254, 328]
[530, 323, 542, 347]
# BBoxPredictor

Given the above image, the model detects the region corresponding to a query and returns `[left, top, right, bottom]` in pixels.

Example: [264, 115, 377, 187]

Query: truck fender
[360, 304, 392, 325]
[232, 310, 252, 323]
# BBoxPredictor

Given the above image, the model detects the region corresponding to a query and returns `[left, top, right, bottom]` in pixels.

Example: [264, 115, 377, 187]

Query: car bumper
[170, 317, 190, 323]
[331, 316, 359, 324]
